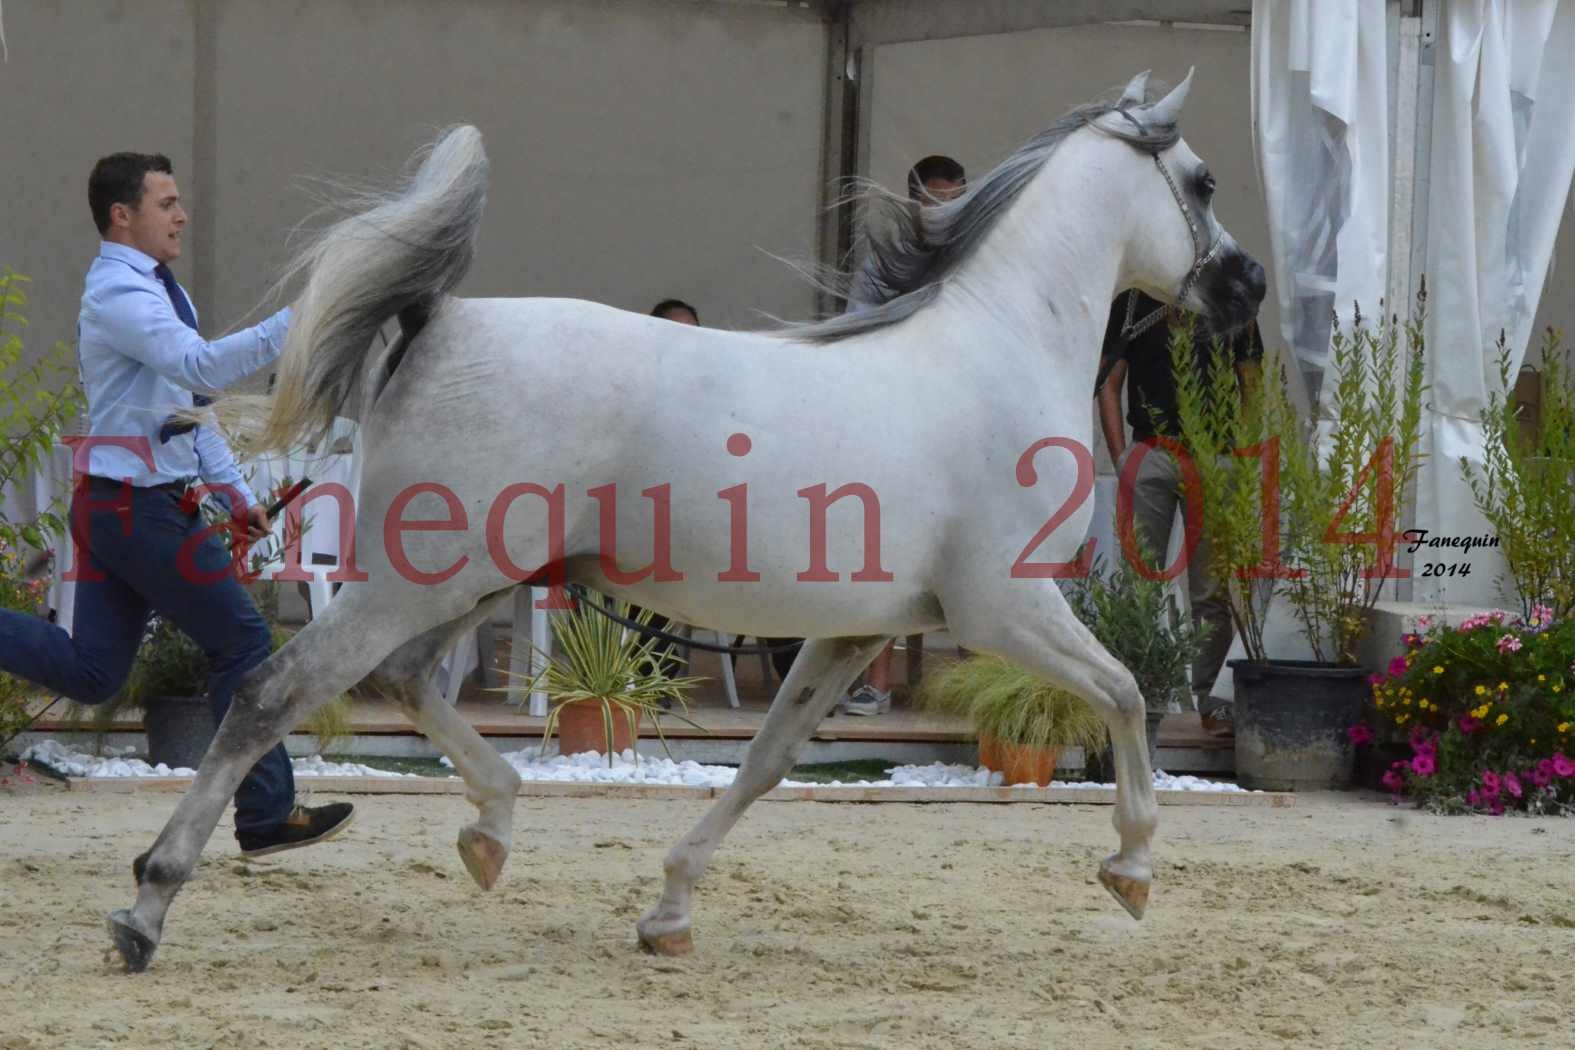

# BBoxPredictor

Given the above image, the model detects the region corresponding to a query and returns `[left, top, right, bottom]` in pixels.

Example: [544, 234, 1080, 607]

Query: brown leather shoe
[237, 803, 355, 858]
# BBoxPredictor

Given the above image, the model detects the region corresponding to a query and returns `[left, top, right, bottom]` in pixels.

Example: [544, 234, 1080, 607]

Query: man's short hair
[650, 298, 699, 323]
[89, 152, 173, 234]
[906, 155, 966, 201]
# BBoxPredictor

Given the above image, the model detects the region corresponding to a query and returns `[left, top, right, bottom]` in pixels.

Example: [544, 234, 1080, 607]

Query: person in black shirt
[1096, 291, 1264, 737]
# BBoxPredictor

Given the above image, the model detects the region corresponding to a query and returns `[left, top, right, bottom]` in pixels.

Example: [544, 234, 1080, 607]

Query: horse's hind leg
[365, 596, 522, 890]
[948, 582, 1157, 920]
[107, 584, 477, 972]
[637, 635, 888, 956]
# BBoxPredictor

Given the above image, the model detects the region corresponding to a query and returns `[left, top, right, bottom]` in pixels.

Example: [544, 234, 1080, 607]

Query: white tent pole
[1387, 0, 1434, 603]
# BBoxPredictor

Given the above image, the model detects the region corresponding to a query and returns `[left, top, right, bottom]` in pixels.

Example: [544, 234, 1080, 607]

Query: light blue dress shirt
[75, 241, 289, 507]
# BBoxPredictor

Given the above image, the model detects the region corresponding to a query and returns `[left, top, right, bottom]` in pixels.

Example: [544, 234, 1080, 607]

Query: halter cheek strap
[1118, 133, 1224, 341]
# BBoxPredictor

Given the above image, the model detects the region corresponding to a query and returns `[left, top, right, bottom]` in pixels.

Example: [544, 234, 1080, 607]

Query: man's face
[916, 176, 965, 207]
[117, 172, 186, 264]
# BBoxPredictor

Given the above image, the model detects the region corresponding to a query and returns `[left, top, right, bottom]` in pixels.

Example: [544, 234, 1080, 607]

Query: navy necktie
[154, 264, 210, 442]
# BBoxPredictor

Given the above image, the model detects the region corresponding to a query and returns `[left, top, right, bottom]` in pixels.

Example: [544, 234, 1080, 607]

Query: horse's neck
[944, 141, 1132, 369]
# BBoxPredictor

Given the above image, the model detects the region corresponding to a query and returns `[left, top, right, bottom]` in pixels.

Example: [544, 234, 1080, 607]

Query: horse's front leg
[947, 581, 1158, 920]
[637, 635, 888, 956]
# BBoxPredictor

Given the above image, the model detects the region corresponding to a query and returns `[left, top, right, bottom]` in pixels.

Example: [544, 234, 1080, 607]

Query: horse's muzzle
[1201, 248, 1267, 333]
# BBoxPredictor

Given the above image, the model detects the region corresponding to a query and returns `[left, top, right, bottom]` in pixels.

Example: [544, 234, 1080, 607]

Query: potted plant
[1171, 293, 1427, 790]
[508, 594, 704, 763]
[917, 655, 1107, 786]
[1061, 545, 1207, 770]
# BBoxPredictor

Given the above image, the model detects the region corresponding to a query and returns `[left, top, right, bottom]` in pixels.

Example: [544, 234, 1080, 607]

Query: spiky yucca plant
[917, 655, 1106, 755]
[506, 595, 706, 766]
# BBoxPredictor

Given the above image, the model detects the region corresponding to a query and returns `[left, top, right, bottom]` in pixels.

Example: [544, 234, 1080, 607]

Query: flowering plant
[1352, 607, 1575, 814]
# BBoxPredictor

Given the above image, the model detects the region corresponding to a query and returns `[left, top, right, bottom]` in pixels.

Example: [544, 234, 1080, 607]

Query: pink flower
[1505, 772, 1523, 798]
[1368, 673, 1385, 687]
[1529, 603, 1554, 629]
[1552, 753, 1575, 778]
[1481, 770, 1502, 797]
[1415, 615, 1433, 629]
[1409, 727, 1435, 754]
[1380, 768, 1406, 793]
[1489, 800, 1506, 816]
[1538, 758, 1557, 779]
[1459, 714, 1482, 735]
[1410, 752, 1436, 777]
[1466, 788, 1482, 808]
[1530, 767, 1553, 789]
[1347, 724, 1376, 747]
[1387, 656, 1409, 677]
[1495, 634, 1523, 654]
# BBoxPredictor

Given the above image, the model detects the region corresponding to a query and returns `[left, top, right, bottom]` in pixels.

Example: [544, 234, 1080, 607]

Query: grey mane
[781, 90, 1182, 345]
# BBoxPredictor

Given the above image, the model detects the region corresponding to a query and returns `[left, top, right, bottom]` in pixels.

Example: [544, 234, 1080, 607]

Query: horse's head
[1099, 69, 1265, 333]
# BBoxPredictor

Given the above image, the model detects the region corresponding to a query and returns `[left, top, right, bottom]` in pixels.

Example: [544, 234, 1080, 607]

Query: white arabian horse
[109, 69, 1265, 970]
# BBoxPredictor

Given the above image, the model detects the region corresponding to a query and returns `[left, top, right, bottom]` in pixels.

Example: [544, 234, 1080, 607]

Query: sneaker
[842, 685, 891, 716]
[237, 802, 355, 858]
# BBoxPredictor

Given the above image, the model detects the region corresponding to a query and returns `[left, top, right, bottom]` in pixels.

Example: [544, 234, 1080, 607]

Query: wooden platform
[22, 641, 1235, 767]
[61, 775, 1290, 806]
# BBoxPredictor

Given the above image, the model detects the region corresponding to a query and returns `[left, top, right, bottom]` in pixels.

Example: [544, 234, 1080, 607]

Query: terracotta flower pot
[979, 733, 1063, 787]
[554, 699, 638, 757]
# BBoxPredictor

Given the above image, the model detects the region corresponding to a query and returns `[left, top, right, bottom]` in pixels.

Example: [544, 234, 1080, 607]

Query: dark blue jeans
[0, 477, 293, 834]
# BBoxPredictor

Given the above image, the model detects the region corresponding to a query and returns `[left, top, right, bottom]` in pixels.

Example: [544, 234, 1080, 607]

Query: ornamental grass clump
[1350, 608, 1575, 814]
[917, 655, 1106, 756]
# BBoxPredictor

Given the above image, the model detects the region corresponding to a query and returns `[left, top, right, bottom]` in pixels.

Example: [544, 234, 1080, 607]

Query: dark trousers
[0, 478, 292, 834]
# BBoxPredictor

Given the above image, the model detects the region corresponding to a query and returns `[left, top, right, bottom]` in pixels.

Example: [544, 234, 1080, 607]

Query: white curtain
[1414, 0, 1575, 605]
[1250, 0, 1390, 394]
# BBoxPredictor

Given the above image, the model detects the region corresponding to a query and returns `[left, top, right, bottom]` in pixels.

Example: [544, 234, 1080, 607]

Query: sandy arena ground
[1, 780, 1571, 1050]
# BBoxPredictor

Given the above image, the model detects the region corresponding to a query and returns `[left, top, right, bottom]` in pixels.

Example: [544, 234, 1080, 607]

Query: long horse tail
[220, 125, 489, 455]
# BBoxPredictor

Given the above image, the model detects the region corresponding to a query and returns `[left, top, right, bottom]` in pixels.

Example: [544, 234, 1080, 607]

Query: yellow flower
[1538, 675, 1546, 683]
[1495, 713, 1509, 726]
[1556, 684, 1565, 694]
[1498, 682, 1508, 692]
[1403, 698, 1412, 706]
[1396, 713, 1410, 725]
[1475, 685, 1488, 696]
[1558, 722, 1571, 733]
[1433, 666, 1444, 675]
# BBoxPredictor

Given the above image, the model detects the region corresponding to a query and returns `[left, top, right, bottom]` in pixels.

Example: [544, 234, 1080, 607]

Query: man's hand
[241, 503, 272, 542]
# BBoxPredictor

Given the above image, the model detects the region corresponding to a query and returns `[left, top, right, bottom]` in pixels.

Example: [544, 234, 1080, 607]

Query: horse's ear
[1119, 70, 1151, 106]
[1144, 67, 1194, 126]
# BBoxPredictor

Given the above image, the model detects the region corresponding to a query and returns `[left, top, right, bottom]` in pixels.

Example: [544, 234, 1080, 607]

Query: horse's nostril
[1245, 257, 1267, 302]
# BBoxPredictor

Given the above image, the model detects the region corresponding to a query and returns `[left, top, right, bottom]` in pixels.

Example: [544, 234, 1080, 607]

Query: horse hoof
[637, 917, 694, 957]
[106, 909, 158, 973]
[457, 826, 507, 890]
[1097, 863, 1150, 920]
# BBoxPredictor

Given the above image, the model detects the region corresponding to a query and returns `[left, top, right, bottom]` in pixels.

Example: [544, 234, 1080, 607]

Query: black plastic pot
[1228, 659, 1369, 791]
[143, 696, 216, 771]
[1146, 710, 1166, 771]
